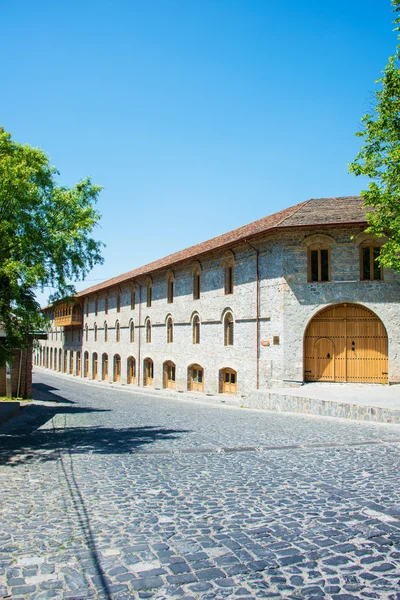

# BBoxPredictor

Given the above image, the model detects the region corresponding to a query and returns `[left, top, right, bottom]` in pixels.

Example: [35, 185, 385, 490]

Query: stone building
[35, 197, 400, 396]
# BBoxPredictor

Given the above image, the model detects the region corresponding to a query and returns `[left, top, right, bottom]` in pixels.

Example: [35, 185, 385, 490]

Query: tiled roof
[75, 196, 366, 298]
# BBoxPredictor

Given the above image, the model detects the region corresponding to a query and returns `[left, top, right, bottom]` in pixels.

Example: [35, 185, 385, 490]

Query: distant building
[35, 197, 400, 395]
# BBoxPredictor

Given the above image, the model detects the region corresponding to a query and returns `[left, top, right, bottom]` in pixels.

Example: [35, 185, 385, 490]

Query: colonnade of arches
[34, 348, 238, 394]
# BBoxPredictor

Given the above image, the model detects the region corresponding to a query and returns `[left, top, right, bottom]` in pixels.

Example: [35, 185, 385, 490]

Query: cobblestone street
[1, 371, 400, 600]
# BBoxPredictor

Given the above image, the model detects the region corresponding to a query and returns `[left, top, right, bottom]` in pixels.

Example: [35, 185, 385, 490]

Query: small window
[193, 315, 200, 344]
[85, 324, 88, 342]
[147, 284, 152, 307]
[360, 246, 382, 281]
[94, 323, 98, 342]
[308, 248, 330, 282]
[167, 317, 173, 343]
[224, 312, 234, 346]
[168, 280, 174, 304]
[193, 273, 200, 300]
[225, 266, 234, 295]
[116, 320, 120, 342]
[116, 292, 121, 313]
[104, 322, 108, 342]
[105, 295, 109, 315]
[95, 296, 98, 316]
[130, 320, 135, 343]
[86, 299, 89, 317]
[146, 319, 152, 343]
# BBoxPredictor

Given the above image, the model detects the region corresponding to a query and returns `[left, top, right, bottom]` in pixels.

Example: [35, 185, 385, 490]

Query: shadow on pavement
[32, 382, 77, 403]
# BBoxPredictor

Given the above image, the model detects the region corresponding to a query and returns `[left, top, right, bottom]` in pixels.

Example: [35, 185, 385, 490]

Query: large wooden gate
[304, 304, 388, 383]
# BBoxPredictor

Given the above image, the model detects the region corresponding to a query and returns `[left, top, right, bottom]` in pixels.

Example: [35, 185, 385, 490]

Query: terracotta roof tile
[75, 196, 366, 297]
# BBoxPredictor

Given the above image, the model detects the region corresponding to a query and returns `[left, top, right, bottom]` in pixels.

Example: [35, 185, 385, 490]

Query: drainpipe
[245, 240, 259, 389]
[137, 282, 142, 387]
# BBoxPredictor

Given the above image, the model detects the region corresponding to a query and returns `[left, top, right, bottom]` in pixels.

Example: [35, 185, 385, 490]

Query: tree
[349, 0, 400, 272]
[0, 128, 103, 366]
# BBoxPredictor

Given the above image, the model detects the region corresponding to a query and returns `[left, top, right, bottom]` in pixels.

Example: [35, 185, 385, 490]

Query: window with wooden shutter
[131, 286, 135, 310]
[193, 315, 200, 344]
[193, 273, 200, 300]
[167, 317, 173, 343]
[130, 321, 135, 343]
[360, 246, 383, 281]
[104, 322, 108, 342]
[168, 280, 174, 304]
[95, 296, 98, 316]
[116, 320, 120, 342]
[147, 284, 152, 307]
[116, 292, 121, 313]
[224, 312, 234, 346]
[94, 323, 98, 342]
[105, 295, 108, 315]
[308, 248, 330, 282]
[225, 266, 234, 295]
[146, 319, 151, 343]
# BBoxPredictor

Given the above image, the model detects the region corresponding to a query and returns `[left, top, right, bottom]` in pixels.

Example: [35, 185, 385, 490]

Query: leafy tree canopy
[0, 128, 103, 365]
[349, 0, 400, 272]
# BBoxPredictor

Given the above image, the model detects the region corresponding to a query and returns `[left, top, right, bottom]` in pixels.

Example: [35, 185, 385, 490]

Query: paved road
[1, 371, 400, 600]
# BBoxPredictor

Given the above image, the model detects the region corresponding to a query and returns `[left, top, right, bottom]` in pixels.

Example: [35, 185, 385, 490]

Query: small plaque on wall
[273, 336, 280, 345]
[261, 340, 270, 346]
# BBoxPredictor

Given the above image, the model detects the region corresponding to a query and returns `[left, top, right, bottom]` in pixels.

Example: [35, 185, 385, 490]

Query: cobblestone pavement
[1, 371, 400, 600]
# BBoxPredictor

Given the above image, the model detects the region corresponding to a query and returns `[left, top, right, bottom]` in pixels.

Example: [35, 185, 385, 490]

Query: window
[95, 296, 98, 316]
[188, 364, 204, 392]
[167, 316, 173, 343]
[220, 368, 237, 395]
[225, 266, 234, 295]
[168, 280, 174, 304]
[144, 358, 154, 386]
[193, 273, 200, 300]
[92, 353, 98, 379]
[105, 295, 108, 315]
[131, 286, 135, 310]
[164, 361, 176, 389]
[147, 283, 152, 307]
[94, 323, 98, 342]
[224, 312, 234, 346]
[127, 356, 136, 384]
[113, 354, 121, 382]
[193, 315, 200, 344]
[308, 248, 330, 282]
[115, 320, 120, 342]
[85, 324, 88, 342]
[130, 320, 135, 343]
[116, 291, 121, 313]
[86, 298, 89, 317]
[104, 322, 108, 342]
[102, 353, 108, 381]
[146, 319, 152, 343]
[360, 246, 382, 281]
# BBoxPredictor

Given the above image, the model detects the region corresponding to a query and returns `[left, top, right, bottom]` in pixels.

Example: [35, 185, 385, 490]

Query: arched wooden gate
[304, 303, 388, 383]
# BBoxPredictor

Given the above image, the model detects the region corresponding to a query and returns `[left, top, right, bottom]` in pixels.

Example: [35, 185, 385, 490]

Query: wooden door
[165, 363, 176, 389]
[102, 356, 108, 381]
[77, 352, 81, 376]
[191, 367, 204, 392]
[304, 304, 388, 383]
[114, 357, 121, 382]
[84, 353, 89, 377]
[93, 354, 98, 379]
[128, 358, 136, 384]
[222, 369, 237, 394]
[145, 359, 154, 386]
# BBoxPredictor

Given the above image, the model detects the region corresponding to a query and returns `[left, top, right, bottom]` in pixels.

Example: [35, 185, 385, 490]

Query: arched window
[166, 270, 175, 304]
[130, 320, 135, 343]
[127, 356, 136, 384]
[146, 277, 152, 307]
[115, 320, 120, 342]
[192, 315, 200, 344]
[104, 322, 108, 342]
[85, 323, 88, 342]
[167, 316, 173, 343]
[116, 291, 121, 313]
[146, 319, 152, 343]
[222, 250, 235, 295]
[114, 354, 121, 382]
[94, 323, 98, 342]
[224, 312, 234, 346]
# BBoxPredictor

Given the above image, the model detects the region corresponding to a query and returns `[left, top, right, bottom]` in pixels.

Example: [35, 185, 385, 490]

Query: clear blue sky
[1, 0, 396, 304]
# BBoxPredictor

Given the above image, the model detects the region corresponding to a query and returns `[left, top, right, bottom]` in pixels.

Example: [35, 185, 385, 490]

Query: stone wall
[0, 349, 32, 398]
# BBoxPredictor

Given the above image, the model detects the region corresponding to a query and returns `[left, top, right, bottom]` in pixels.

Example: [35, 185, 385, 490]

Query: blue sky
[1, 0, 396, 304]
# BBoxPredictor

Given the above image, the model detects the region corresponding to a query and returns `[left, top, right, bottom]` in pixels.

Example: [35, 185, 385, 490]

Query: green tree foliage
[349, 0, 400, 272]
[0, 128, 103, 365]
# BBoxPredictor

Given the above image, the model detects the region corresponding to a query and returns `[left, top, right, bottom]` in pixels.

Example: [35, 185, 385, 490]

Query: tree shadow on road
[0, 383, 191, 466]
